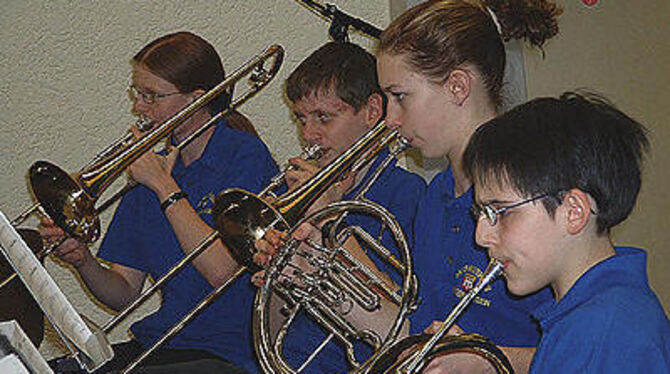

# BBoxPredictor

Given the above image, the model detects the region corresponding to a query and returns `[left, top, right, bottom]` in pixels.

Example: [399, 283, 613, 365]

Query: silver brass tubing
[102, 230, 221, 333]
[120, 266, 248, 374]
[400, 259, 504, 373]
[259, 144, 323, 198]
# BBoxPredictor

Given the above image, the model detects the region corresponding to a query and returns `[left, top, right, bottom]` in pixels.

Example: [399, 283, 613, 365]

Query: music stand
[0, 211, 113, 372]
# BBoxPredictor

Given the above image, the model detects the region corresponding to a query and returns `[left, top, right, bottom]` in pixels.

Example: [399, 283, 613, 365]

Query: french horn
[210, 120, 418, 373]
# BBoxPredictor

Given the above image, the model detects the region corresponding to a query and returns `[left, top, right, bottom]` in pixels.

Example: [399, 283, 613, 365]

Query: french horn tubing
[210, 122, 418, 373]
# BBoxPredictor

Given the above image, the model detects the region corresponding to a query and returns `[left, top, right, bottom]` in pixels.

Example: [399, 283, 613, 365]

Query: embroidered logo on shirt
[453, 264, 494, 307]
[196, 192, 216, 218]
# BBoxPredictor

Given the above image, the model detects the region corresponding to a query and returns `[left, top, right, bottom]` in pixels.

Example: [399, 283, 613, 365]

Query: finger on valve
[253, 229, 289, 267]
[251, 270, 266, 287]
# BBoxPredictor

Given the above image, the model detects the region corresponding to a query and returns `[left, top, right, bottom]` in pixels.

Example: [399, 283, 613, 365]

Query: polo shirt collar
[533, 247, 647, 329]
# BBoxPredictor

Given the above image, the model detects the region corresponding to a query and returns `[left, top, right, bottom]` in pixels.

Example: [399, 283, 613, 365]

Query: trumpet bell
[212, 188, 289, 272]
[29, 160, 99, 242]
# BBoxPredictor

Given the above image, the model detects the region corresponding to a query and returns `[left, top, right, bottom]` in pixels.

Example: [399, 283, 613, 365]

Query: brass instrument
[116, 142, 322, 374]
[5, 45, 284, 373]
[1, 44, 283, 290]
[29, 44, 284, 243]
[210, 120, 418, 373]
[363, 259, 514, 374]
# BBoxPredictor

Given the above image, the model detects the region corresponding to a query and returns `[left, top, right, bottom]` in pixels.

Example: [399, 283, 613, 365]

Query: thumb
[338, 171, 356, 193]
[165, 145, 180, 170]
[129, 124, 143, 139]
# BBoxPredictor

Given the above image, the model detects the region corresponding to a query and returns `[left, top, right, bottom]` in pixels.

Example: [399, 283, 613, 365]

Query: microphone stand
[297, 0, 382, 42]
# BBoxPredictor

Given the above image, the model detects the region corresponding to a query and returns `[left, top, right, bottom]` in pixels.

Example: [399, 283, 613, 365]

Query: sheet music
[0, 320, 53, 374]
[0, 211, 112, 371]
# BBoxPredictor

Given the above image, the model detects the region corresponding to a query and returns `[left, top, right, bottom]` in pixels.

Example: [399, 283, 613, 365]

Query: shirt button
[451, 225, 460, 233]
[446, 256, 454, 264]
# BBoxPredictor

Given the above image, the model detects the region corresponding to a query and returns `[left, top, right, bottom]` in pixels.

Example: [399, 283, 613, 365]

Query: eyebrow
[478, 198, 515, 206]
[381, 83, 401, 92]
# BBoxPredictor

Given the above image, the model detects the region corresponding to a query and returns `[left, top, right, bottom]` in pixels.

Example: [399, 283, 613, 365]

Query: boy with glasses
[463, 91, 670, 372]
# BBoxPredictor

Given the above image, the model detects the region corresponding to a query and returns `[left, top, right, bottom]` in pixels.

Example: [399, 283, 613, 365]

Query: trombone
[6, 43, 284, 373]
[2, 44, 284, 290]
[113, 118, 411, 373]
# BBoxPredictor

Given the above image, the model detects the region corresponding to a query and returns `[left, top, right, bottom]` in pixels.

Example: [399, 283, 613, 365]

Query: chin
[506, 279, 540, 297]
[503, 276, 523, 295]
[420, 147, 442, 159]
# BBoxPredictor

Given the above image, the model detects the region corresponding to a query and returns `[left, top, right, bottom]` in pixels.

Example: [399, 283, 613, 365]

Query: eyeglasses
[470, 194, 552, 227]
[128, 86, 181, 104]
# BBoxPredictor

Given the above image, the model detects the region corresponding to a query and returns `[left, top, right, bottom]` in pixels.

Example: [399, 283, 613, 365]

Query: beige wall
[0, 0, 390, 358]
[523, 1, 670, 313]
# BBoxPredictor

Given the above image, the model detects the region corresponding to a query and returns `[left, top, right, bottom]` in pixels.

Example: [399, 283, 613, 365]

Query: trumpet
[362, 259, 514, 374]
[1, 44, 283, 291]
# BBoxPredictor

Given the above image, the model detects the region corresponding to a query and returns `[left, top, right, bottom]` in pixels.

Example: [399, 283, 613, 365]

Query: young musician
[253, 41, 426, 373]
[376, 1, 561, 372]
[41, 31, 278, 373]
[464, 91, 670, 373]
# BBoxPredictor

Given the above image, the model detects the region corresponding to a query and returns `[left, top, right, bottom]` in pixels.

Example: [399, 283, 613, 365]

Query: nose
[132, 97, 151, 117]
[302, 120, 323, 145]
[475, 216, 498, 249]
[384, 101, 403, 129]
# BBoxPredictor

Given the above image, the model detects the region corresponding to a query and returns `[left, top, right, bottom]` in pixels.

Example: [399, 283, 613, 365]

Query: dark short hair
[286, 42, 381, 112]
[464, 91, 649, 235]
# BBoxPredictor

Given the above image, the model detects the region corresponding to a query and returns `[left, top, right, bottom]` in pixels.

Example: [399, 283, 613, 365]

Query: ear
[363, 93, 384, 128]
[444, 69, 471, 106]
[562, 189, 595, 235]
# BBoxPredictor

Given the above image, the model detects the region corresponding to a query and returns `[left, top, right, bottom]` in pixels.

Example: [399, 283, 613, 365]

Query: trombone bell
[212, 189, 290, 272]
[29, 160, 99, 242]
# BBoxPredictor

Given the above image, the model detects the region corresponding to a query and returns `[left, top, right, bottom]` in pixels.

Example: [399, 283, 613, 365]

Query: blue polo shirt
[409, 168, 552, 346]
[98, 121, 278, 373]
[530, 247, 670, 373]
[281, 150, 426, 373]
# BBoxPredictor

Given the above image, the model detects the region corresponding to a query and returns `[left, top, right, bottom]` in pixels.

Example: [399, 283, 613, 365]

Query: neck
[449, 104, 498, 197]
[553, 236, 616, 301]
[175, 111, 215, 167]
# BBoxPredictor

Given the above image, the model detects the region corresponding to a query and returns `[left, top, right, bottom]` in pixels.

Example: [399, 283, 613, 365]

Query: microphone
[297, 0, 382, 42]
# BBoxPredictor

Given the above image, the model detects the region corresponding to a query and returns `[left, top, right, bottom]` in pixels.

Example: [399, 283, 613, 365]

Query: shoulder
[223, 126, 272, 154]
[564, 286, 669, 343]
[369, 165, 425, 211]
[211, 126, 276, 168]
[385, 165, 427, 192]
